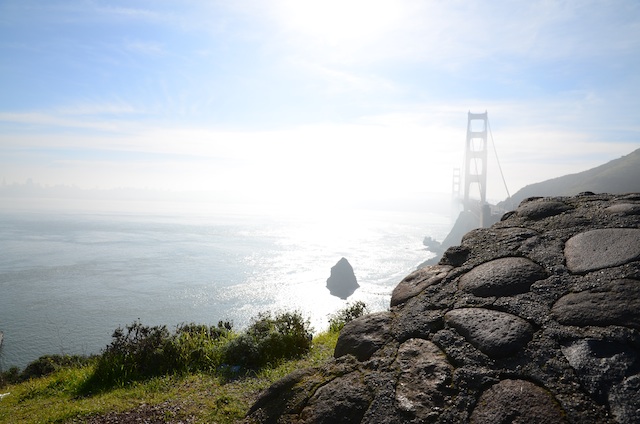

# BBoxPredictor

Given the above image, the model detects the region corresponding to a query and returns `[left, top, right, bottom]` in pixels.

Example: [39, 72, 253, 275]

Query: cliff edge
[247, 193, 640, 424]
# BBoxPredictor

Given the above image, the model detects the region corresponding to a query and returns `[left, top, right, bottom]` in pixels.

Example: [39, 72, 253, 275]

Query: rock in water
[326, 257, 359, 299]
[248, 193, 640, 424]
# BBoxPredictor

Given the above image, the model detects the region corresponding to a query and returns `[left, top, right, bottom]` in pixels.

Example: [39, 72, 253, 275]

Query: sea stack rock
[326, 257, 359, 299]
[248, 193, 640, 424]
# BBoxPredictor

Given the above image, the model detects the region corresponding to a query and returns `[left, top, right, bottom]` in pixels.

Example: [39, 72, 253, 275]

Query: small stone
[470, 379, 568, 423]
[444, 308, 534, 357]
[551, 279, 640, 329]
[458, 257, 547, 297]
[564, 228, 640, 273]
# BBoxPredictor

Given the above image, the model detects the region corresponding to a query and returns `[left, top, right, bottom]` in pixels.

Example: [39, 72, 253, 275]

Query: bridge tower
[463, 111, 488, 211]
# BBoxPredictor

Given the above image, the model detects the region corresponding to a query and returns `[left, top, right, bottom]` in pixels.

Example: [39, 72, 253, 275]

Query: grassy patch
[0, 303, 365, 423]
[0, 330, 339, 424]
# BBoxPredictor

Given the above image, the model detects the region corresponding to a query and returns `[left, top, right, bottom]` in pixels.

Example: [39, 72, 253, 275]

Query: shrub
[328, 301, 369, 332]
[81, 313, 309, 392]
[224, 311, 312, 368]
[0, 354, 91, 388]
[170, 322, 232, 373]
[86, 321, 173, 389]
[85, 320, 236, 389]
[21, 354, 91, 380]
[79, 312, 311, 392]
[176, 320, 233, 341]
[0, 366, 20, 388]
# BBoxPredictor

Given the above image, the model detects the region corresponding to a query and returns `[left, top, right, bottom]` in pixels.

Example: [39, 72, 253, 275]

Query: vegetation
[0, 304, 363, 423]
[224, 311, 312, 369]
[82, 320, 230, 393]
[328, 300, 369, 332]
[0, 354, 93, 387]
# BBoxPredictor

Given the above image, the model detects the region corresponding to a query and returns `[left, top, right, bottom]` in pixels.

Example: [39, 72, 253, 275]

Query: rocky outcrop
[327, 257, 359, 299]
[247, 193, 640, 424]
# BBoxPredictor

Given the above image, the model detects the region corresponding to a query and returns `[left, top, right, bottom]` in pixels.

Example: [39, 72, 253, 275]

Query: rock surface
[326, 257, 359, 299]
[247, 193, 640, 424]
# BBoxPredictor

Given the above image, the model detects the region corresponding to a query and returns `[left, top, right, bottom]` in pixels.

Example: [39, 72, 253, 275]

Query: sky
[1, 0, 639, 212]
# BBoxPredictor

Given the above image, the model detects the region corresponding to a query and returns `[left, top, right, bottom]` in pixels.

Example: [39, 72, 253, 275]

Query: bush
[86, 321, 173, 389]
[83, 319, 238, 391]
[170, 322, 232, 373]
[328, 301, 369, 333]
[0, 366, 20, 388]
[224, 311, 312, 368]
[21, 354, 91, 380]
[176, 320, 233, 341]
[0, 354, 91, 387]
[81, 313, 312, 392]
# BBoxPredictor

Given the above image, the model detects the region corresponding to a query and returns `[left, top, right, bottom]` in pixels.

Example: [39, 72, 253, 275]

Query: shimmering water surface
[0, 203, 450, 369]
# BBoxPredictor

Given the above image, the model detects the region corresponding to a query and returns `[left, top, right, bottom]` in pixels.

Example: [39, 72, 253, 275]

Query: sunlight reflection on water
[0, 207, 449, 369]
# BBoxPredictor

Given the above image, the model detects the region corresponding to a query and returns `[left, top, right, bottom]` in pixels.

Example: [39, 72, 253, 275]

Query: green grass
[0, 330, 339, 424]
[0, 304, 364, 424]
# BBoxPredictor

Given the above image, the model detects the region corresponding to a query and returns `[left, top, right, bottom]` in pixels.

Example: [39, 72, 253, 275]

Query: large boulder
[247, 193, 640, 424]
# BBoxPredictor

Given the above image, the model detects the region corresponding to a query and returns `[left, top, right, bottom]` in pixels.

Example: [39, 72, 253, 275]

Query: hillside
[498, 147, 640, 208]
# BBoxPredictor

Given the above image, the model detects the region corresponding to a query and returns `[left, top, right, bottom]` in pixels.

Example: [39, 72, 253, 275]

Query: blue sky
[1, 0, 639, 210]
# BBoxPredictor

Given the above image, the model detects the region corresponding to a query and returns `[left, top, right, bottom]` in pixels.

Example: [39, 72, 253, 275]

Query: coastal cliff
[499, 148, 640, 209]
[247, 193, 640, 423]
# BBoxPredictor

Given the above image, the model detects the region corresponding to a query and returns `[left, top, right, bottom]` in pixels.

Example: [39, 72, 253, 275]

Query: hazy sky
[1, 0, 639, 208]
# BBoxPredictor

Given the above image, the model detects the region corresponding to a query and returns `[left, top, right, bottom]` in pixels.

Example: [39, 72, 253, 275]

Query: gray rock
[444, 308, 534, 357]
[394, 338, 453, 421]
[247, 194, 640, 424]
[327, 257, 359, 299]
[564, 228, 640, 273]
[517, 199, 572, 219]
[561, 339, 638, 403]
[360, 374, 402, 424]
[334, 311, 393, 361]
[551, 279, 640, 329]
[300, 371, 372, 424]
[609, 374, 640, 424]
[246, 368, 317, 421]
[605, 203, 640, 216]
[392, 301, 444, 342]
[391, 265, 452, 306]
[458, 256, 547, 296]
[469, 379, 568, 423]
[440, 245, 470, 266]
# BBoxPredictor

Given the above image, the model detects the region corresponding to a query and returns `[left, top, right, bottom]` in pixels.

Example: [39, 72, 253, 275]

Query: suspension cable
[487, 118, 512, 208]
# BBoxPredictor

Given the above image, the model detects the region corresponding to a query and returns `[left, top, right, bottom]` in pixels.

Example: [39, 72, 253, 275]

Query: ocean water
[0, 202, 451, 370]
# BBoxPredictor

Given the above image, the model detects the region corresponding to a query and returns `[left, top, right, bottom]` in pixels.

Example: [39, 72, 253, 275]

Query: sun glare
[274, 0, 404, 47]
